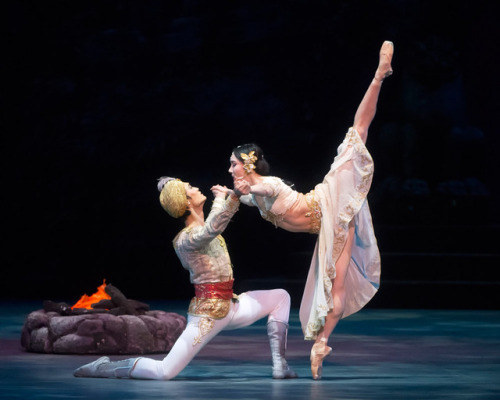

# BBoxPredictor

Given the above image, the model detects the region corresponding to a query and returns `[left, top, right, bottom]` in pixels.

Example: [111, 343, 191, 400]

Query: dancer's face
[184, 182, 206, 208]
[228, 153, 247, 180]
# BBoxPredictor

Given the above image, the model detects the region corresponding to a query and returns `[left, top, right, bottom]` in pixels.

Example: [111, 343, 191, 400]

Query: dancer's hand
[234, 178, 251, 195]
[211, 184, 230, 198]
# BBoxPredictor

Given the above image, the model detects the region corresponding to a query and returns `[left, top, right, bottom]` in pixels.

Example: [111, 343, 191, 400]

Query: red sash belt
[194, 279, 234, 300]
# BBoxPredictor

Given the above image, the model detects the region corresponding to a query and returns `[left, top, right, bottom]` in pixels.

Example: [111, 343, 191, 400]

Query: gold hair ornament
[240, 151, 257, 174]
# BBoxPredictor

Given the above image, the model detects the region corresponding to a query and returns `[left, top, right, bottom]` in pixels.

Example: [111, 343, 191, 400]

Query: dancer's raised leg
[353, 40, 394, 143]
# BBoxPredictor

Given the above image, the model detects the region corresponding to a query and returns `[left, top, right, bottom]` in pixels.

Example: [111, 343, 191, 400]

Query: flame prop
[71, 280, 111, 310]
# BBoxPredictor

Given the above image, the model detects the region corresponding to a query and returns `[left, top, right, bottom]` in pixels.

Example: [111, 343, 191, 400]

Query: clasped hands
[211, 184, 232, 199]
[233, 178, 251, 196]
[211, 178, 250, 199]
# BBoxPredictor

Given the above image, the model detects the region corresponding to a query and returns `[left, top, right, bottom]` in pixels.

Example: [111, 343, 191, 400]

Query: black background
[4, 0, 499, 309]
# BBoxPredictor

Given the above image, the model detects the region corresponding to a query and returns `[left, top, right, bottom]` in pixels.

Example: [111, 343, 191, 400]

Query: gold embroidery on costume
[188, 297, 232, 319]
[261, 210, 284, 227]
[193, 317, 215, 346]
[216, 235, 230, 259]
[172, 226, 191, 249]
[190, 279, 236, 319]
[304, 190, 322, 234]
[259, 201, 289, 227]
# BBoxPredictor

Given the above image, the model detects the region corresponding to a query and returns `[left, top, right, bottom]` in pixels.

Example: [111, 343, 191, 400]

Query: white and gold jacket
[173, 195, 239, 318]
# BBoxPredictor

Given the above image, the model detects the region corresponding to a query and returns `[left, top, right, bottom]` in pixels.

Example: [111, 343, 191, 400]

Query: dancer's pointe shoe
[374, 40, 394, 82]
[310, 340, 333, 380]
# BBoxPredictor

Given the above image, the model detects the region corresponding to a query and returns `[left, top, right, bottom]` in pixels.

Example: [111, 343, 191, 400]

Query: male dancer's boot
[267, 320, 298, 379]
[73, 356, 140, 378]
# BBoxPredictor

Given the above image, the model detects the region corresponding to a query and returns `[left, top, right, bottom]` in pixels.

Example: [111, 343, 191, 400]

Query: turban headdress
[158, 177, 188, 218]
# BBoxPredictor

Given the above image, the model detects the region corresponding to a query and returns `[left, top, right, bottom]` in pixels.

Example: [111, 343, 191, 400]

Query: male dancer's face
[184, 182, 206, 208]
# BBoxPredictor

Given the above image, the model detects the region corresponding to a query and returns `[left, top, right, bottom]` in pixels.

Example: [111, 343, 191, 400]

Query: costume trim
[193, 317, 215, 346]
[188, 298, 232, 319]
[188, 279, 237, 319]
[261, 209, 285, 227]
[305, 190, 322, 234]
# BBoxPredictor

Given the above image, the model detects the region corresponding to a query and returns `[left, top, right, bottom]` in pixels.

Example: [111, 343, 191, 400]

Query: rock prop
[21, 284, 186, 354]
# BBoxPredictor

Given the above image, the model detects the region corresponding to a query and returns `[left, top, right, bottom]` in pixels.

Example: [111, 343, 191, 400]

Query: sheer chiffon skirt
[299, 128, 381, 340]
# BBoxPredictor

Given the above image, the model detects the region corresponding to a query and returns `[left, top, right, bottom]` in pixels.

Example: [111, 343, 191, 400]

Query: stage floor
[1, 301, 499, 400]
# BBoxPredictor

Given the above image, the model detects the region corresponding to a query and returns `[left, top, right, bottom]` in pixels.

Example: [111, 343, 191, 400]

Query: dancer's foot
[374, 40, 394, 82]
[74, 356, 110, 377]
[310, 339, 332, 380]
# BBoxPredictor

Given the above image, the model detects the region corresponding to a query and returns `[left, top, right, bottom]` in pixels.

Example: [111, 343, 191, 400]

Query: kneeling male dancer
[74, 177, 297, 380]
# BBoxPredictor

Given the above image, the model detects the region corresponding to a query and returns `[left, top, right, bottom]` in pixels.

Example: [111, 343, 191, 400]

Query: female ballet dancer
[230, 41, 394, 379]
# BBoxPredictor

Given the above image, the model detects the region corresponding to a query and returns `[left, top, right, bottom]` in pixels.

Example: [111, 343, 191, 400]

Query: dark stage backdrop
[4, 0, 499, 309]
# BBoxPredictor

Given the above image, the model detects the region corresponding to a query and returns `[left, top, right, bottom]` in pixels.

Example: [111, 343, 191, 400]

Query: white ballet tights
[130, 289, 291, 380]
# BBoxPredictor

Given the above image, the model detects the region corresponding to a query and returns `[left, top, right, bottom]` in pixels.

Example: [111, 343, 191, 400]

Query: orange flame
[71, 280, 111, 310]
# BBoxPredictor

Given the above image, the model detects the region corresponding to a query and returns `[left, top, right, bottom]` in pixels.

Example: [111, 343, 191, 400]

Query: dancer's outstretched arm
[353, 41, 394, 143]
